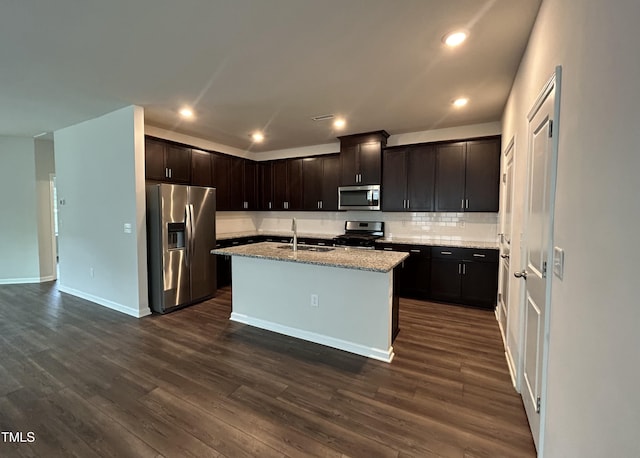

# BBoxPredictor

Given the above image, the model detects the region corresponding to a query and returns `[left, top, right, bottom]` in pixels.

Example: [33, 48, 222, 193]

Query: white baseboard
[58, 285, 150, 318]
[230, 312, 394, 363]
[505, 345, 518, 390]
[0, 276, 54, 285]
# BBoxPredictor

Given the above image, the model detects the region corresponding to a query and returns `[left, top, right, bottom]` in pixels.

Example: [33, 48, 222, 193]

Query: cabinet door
[272, 160, 288, 210]
[340, 145, 359, 185]
[401, 252, 431, 299]
[465, 139, 500, 211]
[243, 160, 257, 210]
[407, 145, 436, 211]
[212, 154, 231, 211]
[359, 142, 382, 185]
[228, 157, 245, 210]
[461, 261, 499, 308]
[191, 149, 213, 187]
[430, 258, 462, 302]
[287, 158, 303, 211]
[382, 148, 407, 211]
[435, 142, 466, 211]
[145, 138, 166, 181]
[165, 144, 191, 183]
[258, 162, 273, 210]
[320, 154, 340, 211]
[302, 157, 322, 210]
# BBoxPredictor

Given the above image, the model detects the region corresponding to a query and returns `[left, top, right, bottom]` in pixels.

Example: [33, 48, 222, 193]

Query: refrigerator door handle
[189, 204, 195, 264]
[185, 204, 192, 265]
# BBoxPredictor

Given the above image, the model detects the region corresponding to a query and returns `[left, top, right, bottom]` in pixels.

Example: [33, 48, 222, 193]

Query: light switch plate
[553, 246, 564, 279]
[123, 223, 132, 234]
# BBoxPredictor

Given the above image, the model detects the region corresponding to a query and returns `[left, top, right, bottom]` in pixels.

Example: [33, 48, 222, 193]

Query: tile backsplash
[217, 211, 498, 242]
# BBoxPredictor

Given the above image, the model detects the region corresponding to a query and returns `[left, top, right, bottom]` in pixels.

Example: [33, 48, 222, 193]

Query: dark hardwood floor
[0, 282, 535, 457]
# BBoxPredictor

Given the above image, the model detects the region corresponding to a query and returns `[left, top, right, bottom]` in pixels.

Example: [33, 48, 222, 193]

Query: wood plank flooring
[0, 282, 535, 457]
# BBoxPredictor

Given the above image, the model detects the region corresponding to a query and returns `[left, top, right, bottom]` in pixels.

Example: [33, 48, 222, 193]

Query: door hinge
[498, 292, 502, 303]
[548, 120, 553, 138]
[536, 396, 541, 413]
[542, 261, 547, 278]
[502, 172, 507, 183]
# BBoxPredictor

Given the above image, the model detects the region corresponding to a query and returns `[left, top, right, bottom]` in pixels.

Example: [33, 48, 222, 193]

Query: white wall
[54, 106, 149, 317]
[502, 0, 640, 456]
[34, 139, 56, 280]
[0, 137, 41, 283]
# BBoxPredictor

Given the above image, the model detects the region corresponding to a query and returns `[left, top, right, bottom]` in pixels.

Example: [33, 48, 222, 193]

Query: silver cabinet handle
[458, 263, 462, 274]
[268, 202, 272, 209]
[473, 253, 486, 258]
[410, 249, 420, 253]
[465, 199, 469, 209]
[440, 251, 452, 255]
[514, 270, 528, 279]
[355, 173, 358, 183]
[383, 247, 393, 251]
[320, 201, 323, 209]
[462, 263, 466, 275]
[168, 168, 172, 178]
[461, 199, 465, 209]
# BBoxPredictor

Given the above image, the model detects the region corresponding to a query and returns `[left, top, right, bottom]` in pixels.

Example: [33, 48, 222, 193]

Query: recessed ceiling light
[179, 107, 194, 118]
[251, 132, 264, 143]
[443, 31, 468, 47]
[452, 97, 469, 108]
[333, 118, 346, 129]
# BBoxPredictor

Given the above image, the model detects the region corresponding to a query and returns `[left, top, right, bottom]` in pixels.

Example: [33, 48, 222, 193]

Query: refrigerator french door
[146, 184, 216, 313]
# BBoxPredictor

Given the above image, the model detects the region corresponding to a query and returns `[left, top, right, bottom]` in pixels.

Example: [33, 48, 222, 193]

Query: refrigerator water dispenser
[167, 222, 185, 249]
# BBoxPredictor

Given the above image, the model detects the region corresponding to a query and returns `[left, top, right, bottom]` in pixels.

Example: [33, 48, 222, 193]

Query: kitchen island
[211, 242, 408, 362]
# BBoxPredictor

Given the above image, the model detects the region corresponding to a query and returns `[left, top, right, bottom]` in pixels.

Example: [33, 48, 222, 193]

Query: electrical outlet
[310, 294, 319, 307]
[123, 223, 132, 234]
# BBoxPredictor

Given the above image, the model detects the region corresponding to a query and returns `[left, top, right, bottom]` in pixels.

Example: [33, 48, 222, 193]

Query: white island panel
[230, 256, 394, 362]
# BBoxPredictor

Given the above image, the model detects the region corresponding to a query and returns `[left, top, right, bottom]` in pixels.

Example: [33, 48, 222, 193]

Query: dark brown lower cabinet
[430, 246, 498, 308]
[378, 244, 431, 299]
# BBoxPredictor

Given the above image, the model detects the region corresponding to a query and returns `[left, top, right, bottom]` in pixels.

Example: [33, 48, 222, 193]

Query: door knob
[514, 270, 528, 279]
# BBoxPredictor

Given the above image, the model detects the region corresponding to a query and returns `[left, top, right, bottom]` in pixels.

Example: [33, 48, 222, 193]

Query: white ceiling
[1, 0, 541, 153]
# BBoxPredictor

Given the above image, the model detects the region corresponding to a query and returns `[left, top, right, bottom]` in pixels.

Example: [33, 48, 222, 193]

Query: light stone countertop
[376, 237, 499, 250]
[211, 242, 408, 273]
[216, 231, 499, 250]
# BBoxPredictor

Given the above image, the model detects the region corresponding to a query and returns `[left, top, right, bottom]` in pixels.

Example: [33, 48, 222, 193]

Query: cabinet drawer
[431, 247, 464, 259]
[376, 243, 431, 256]
[462, 248, 498, 263]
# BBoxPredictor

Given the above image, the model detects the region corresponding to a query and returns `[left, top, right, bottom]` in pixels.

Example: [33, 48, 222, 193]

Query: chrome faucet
[291, 218, 298, 252]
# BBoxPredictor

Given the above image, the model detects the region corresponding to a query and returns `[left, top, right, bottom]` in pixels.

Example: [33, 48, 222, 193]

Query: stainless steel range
[333, 221, 384, 249]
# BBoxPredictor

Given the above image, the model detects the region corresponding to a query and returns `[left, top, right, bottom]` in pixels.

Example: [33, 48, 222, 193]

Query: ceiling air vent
[311, 114, 335, 121]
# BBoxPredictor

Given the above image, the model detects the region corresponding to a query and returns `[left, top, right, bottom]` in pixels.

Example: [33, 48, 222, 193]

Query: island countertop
[211, 242, 408, 273]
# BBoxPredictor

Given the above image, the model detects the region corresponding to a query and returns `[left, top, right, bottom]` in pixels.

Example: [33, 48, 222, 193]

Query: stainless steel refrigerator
[146, 183, 216, 314]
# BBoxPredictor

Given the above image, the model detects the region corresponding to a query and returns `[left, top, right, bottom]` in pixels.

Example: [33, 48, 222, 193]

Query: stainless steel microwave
[338, 185, 381, 211]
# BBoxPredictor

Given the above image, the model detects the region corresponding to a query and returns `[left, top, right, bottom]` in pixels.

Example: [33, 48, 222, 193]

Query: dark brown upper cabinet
[258, 161, 273, 210]
[212, 153, 231, 211]
[382, 144, 436, 211]
[272, 158, 303, 210]
[191, 149, 213, 187]
[339, 131, 389, 186]
[465, 138, 501, 212]
[435, 136, 500, 212]
[145, 137, 191, 184]
[302, 153, 340, 211]
[242, 160, 258, 210]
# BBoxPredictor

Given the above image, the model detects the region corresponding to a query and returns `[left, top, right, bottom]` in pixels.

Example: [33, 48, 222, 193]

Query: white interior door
[518, 69, 560, 451]
[498, 138, 515, 379]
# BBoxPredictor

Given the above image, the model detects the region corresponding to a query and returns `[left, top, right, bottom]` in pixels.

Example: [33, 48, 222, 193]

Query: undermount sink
[277, 244, 335, 253]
